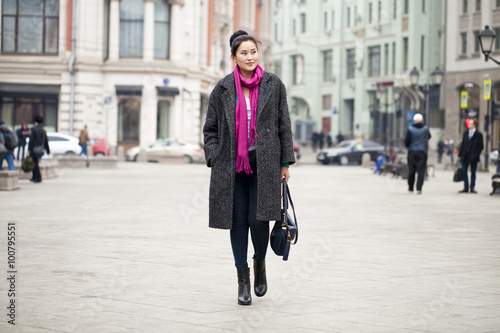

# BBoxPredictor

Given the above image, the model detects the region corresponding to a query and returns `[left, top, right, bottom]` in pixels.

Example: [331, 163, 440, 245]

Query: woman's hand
[281, 167, 290, 183]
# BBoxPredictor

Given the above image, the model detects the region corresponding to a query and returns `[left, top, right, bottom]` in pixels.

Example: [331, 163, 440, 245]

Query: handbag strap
[282, 177, 298, 245]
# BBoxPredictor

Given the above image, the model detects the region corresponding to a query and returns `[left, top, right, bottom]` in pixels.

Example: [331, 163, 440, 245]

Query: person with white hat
[405, 113, 431, 194]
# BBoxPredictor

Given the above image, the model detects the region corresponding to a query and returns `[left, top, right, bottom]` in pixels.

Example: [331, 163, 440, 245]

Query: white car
[126, 139, 204, 163]
[15, 132, 81, 159]
[490, 150, 499, 165]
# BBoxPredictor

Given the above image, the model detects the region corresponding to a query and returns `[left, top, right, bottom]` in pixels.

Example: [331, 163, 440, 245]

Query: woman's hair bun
[229, 30, 249, 47]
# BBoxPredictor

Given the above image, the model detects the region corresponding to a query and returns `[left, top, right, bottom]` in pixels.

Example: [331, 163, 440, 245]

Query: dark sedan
[317, 140, 386, 165]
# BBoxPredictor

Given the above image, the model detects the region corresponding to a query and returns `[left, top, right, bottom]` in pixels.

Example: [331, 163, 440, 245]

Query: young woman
[203, 30, 295, 305]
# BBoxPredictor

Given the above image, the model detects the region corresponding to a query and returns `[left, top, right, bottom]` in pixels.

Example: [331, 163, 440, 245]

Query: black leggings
[230, 150, 269, 269]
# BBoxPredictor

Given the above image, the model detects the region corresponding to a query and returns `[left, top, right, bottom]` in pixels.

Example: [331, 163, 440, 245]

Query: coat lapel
[221, 73, 236, 139]
[257, 72, 273, 122]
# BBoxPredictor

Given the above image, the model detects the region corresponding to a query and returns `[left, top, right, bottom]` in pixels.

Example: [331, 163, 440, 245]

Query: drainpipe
[337, 0, 344, 137]
[68, 0, 77, 136]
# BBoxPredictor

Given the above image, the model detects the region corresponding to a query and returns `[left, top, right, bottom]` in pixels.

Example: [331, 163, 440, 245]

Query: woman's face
[232, 40, 259, 75]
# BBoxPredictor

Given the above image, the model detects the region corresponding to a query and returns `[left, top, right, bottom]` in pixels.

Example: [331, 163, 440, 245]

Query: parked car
[317, 140, 386, 165]
[126, 139, 204, 163]
[90, 138, 110, 156]
[490, 149, 499, 165]
[15, 132, 81, 159]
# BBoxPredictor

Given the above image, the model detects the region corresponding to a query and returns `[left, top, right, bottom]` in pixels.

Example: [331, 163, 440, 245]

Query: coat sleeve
[203, 88, 220, 168]
[28, 131, 34, 151]
[278, 79, 296, 165]
[404, 130, 411, 148]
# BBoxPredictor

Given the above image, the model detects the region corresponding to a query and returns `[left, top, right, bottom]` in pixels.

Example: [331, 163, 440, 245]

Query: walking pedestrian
[312, 131, 319, 152]
[336, 132, 344, 145]
[405, 113, 431, 194]
[203, 30, 295, 306]
[458, 118, 484, 194]
[446, 138, 455, 163]
[0, 120, 16, 171]
[28, 116, 50, 183]
[16, 123, 29, 160]
[318, 131, 325, 150]
[79, 125, 90, 156]
[326, 133, 333, 148]
[437, 138, 445, 164]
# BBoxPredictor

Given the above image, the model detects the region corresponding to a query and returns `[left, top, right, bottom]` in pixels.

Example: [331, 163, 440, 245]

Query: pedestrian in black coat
[28, 116, 50, 183]
[16, 123, 29, 160]
[458, 119, 484, 193]
[203, 31, 295, 306]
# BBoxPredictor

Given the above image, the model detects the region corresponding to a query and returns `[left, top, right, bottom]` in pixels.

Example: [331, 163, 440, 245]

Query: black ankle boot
[237, 268, 252, 305]
[253, 258, 267, 297]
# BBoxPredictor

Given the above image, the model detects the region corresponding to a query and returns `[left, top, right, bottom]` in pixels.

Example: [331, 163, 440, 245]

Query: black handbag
[32, 145, 44, 158]
[453, 162, 463, 182]
[270, 177, 298, 261]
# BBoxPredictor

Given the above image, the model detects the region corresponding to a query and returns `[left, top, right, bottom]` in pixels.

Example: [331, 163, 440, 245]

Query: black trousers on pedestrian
[31, 154, 42, 182]
[407, 151, 427, 192]
[230, 150, 269, 269]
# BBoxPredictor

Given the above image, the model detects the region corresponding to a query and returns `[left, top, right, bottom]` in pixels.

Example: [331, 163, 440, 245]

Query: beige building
[442, 0, 500, 151]
[0, 0, 271, 153]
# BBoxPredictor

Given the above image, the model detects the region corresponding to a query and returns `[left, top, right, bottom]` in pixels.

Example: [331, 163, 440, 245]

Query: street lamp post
[409, 66, 444, 127]
[376, 87, 401, 152]
[478, 25, 499, 172]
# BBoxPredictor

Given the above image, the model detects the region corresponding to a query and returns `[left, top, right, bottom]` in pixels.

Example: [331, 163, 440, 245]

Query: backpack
[1, 129, 18, 151]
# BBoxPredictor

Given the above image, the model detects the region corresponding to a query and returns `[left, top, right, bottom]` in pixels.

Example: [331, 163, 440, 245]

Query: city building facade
[0, 0, 271, 153]
[442, 0, 500, 151]
[272, 0, 443, 148]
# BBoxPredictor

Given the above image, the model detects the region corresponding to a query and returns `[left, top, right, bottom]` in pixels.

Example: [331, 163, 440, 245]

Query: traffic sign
[461, 91, 468, 108]
[484, 79, 491, 101]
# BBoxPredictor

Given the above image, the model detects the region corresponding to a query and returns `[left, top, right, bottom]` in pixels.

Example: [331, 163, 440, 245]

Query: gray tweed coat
[203, 71, 296, 229]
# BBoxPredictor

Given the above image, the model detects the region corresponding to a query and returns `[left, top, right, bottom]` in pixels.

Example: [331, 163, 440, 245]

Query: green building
[272, 0, 442, 147]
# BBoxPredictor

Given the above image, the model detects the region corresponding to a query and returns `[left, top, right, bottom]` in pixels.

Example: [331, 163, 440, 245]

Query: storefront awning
[0, 83, 59, 98]
[116, 86, 143, 96]
[157, 87, 180, 96]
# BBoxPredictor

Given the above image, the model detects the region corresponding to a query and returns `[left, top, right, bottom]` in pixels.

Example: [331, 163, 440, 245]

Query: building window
[274, 23, 278, 41]
[368, 46, 381, 77]
[392, 42, 396, 74]
[403, 37, 408, 71]
[475, 0, 481, 11]
[497, 0, 500, 8]
[393, 0, 397, 19]
[420, 36, 425, 70]
[292, 19, 296, 36]
[292, 55, 304, 85]
[322, 50, 333, 82]
[120, 0, 144, 57]
[463, 0, 468, 13]
[461, 32, 467, 54]
[384, 43, 389, 76]
[422, 0, 426, 13]
[324, 12, 328, 30]
[368, 3, 373, 23]
[347, 7, 351, 27]
[300, 13, 306, 33]
[118, 97, 141, 142]
[474, 30, 480, 53]
[322, 95, 332, 110]
[157, 101, 170, 139]
[331, 10, 334, 29]
[404, 0, 409, 14]
[378, 1, 381, 21]
[1, 0, 59, 54]
[273, 60, 282, 78]
[154, 0, 170, 59]
[0, 96, 58, 132]
[347, 48, 355, 79]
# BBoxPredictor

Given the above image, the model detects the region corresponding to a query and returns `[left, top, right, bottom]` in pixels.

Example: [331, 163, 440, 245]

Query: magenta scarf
[234, 64, 263, 174]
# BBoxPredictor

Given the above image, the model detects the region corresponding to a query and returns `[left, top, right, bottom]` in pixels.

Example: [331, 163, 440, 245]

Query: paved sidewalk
[0, 161, 499, 332]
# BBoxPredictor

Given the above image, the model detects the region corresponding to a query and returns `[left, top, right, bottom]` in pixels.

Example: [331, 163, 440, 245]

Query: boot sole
[238, 300, 252, 305]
